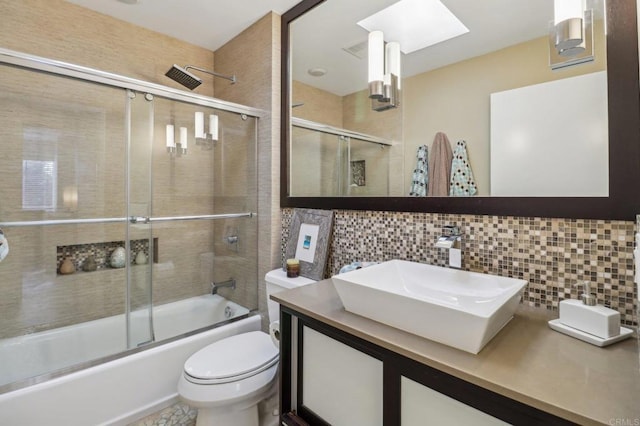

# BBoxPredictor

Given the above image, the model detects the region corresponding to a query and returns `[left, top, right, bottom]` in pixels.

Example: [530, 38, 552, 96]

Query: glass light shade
[554, 0, 584, 24]
[368, 30, 384, 83]
[209, 114, 219, 140]
[385, 41, 401, 89]
[166, 124, 175, 148]
[194, 112, 205, 138]
[179, 126, 187, 149]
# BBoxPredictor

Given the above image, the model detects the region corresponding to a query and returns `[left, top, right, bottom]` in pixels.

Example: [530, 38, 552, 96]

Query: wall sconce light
[166, 124, 188, 156]
[209, 114, 219, 141]
[549, 0, 594, 70]
[179, 127, 188, 155]
[169, 112, 219, 156]
[166, 124, 176, 153]
[554, 0, 585, 54]
[195, 112, 205, 139]
[368, 30, 385, 99]
[367, 31, 401, 112]
[194, 112, 219, 148]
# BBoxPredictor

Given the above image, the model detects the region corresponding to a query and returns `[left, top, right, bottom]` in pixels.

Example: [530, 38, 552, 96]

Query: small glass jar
[286, 258, 300, 278]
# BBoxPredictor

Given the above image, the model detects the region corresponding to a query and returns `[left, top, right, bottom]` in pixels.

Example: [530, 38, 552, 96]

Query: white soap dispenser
[559, 282, 619, 338]
[549, 282, 634, 346]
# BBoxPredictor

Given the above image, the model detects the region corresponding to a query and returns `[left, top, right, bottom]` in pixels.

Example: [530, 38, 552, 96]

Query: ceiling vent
[342, 40, 368, 59]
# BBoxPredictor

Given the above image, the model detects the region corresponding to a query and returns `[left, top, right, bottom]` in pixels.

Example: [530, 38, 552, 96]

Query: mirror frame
[281, 0, 640, 220]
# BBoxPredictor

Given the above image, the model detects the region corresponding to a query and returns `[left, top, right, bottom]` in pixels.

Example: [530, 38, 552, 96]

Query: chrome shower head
[165, 64, 202, 90]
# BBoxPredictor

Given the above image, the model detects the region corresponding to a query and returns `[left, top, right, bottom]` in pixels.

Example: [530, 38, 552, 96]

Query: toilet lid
[184, 331, 278, 384]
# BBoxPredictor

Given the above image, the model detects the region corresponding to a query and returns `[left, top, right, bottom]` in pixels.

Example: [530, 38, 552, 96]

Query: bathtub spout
[211, 278, 236, 295]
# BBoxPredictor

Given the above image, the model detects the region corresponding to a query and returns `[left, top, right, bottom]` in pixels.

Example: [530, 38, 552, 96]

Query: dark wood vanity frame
[279, 307, 575, 425]
[281, 0, 640, 220]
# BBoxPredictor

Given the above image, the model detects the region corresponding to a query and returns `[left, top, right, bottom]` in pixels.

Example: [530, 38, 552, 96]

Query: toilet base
[195, 405, 258, 426]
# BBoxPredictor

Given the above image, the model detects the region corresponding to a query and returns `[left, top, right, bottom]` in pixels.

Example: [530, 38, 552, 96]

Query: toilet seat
[184, 331, 278, 385]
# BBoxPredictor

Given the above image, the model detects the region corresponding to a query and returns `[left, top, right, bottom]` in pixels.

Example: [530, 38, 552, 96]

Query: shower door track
[0, 213, 255, 228]
[292, 117, 392, 146]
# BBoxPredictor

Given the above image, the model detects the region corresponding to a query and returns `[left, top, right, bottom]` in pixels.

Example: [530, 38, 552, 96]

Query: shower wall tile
[0, 2, 265, 339]
[214, 12, 277, 109]
[215, 12, 282, 330]
[292, 80, 344, 128]
[282, 209, 638, 326]
[0, 0, 216, 96]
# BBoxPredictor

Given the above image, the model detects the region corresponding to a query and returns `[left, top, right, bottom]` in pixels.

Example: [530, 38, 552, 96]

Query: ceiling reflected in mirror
[291, 0, 578, 96]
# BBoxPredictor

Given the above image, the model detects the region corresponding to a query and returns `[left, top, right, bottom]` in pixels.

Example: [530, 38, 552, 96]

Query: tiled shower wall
[0, 1, 262, 340]
[282, 209, 638, 326]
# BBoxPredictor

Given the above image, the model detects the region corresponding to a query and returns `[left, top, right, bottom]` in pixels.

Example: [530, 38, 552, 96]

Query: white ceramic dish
[548, 319, 634, 347]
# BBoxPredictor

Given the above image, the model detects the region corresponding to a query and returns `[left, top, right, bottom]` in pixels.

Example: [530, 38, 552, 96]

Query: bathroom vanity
[273, 279, 640, 426]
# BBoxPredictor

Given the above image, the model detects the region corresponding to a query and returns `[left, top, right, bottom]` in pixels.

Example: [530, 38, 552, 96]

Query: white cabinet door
[302, 326, 383, 426]
[402, 376, 509, 425]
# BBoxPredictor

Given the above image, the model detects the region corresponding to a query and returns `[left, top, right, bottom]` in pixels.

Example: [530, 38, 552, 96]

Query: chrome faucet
[211, 278, 236, 295]
[435, 226, 462, 268]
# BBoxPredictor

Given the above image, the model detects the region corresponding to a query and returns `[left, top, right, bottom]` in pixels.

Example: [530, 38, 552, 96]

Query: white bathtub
[0, 294, 261, 426]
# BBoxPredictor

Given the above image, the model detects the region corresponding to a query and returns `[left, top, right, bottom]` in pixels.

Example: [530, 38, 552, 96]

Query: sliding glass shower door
[0, 66, 131, 384]
[126, 92, 260, 347]
[0, 50, 259, 390]
[290, 124, 391, 196]
[149, 96, 258, 341]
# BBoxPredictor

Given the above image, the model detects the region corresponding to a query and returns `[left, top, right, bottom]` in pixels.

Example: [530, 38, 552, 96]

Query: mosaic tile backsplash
[282, 209, 638, 326]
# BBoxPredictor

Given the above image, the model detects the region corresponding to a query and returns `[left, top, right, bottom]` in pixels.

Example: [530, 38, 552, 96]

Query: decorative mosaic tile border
[56, 239, 152, 274]
[128, 402, 196, 426]
[636, 214, 640, 327]
[282, 209, 638, 326]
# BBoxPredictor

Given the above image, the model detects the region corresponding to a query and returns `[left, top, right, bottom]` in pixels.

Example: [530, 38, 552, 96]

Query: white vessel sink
[332, 260, 527, 354]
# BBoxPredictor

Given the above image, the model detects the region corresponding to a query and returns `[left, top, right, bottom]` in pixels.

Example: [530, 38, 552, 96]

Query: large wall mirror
[281, 0, 640, 220]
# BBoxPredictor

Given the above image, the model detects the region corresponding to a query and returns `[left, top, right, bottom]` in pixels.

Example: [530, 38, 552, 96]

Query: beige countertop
[272, 279, 640, 425]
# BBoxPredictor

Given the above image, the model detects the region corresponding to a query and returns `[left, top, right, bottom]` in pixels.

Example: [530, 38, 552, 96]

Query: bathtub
[0, 294, 261, 426]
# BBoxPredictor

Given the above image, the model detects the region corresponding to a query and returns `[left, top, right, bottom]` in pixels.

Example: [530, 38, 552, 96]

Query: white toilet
[178, 268, 316, 426]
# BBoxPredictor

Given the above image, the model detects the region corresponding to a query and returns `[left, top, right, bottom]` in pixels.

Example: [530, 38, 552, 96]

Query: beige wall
[0, 0, 271, 338]
[404, 27, 606, 195]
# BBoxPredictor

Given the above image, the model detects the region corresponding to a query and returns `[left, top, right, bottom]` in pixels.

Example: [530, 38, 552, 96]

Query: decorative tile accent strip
[636, 214, 640, 329]
[56, 239, 152, 274]
[128, 402, 196, 426]
[282, 209, 638, 326]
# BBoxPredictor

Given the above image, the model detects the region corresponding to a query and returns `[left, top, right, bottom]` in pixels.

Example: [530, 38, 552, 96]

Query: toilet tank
[266, 268, 316, 324]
